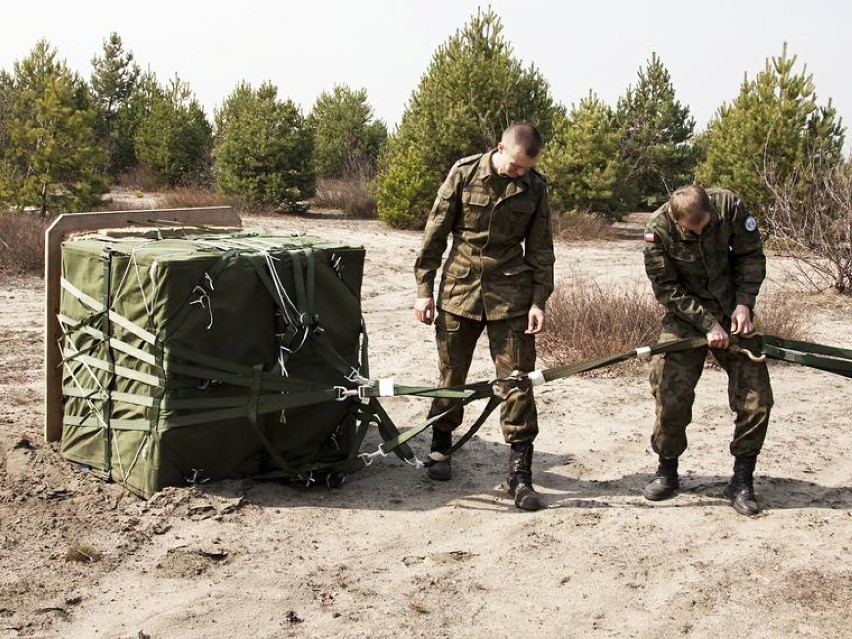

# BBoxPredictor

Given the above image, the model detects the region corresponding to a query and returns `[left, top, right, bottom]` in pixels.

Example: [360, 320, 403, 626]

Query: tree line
[0, 34, 387, 215]
[0, 9, 847, 243]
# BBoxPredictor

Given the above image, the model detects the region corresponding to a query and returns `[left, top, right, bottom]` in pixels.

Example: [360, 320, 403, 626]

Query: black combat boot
[723, 454, 761, 516]
[507, 441, 545, 511]
[426, 427, 453, 481]
[643, 456, 679, 501]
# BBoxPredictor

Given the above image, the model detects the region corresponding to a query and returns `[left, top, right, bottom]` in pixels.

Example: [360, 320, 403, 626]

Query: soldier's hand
[730, 304, 754, 335]
[415, 297, 435, 325]
[706, 321, 729, 349]
[526, 306, 545, 335]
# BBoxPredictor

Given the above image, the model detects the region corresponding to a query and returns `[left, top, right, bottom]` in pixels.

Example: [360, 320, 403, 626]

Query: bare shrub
[539, 277, 661, 375]
[0, 211, 49, 275]
[114, 165, 162, 191]
[539, 280, 809, 377]
[763, 158, 852, 294]
[552, 211, 614, 241]
[311, 175, 377, 218]
[754, 293, 810, 341]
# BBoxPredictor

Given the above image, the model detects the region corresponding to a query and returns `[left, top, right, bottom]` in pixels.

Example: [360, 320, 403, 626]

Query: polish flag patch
[644, 231, 657, 243]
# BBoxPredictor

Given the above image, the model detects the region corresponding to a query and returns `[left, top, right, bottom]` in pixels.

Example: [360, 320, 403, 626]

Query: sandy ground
[1, 213, 851, 639]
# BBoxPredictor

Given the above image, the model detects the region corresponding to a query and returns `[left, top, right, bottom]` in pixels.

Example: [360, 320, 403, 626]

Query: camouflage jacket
[414, 151, 555, 320]
[643, 188, 766, 333]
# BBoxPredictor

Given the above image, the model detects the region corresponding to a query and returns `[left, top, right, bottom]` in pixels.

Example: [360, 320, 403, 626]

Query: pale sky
[2, 0, 850, 142]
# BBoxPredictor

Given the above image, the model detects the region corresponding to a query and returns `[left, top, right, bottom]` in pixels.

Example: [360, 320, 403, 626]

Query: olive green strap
[540, 336, 708, 383]
[758, 334, 852, 378]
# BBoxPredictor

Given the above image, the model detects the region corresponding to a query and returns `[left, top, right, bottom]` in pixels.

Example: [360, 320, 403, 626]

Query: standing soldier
[642, 184, 774, 516]
[414, 122, 555, 511]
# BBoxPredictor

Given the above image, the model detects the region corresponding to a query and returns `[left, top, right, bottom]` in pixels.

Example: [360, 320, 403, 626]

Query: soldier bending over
[643, 184, 774, 516]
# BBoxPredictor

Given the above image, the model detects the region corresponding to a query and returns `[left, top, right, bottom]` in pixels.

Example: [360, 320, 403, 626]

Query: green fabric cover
[59, 228, 366, 498]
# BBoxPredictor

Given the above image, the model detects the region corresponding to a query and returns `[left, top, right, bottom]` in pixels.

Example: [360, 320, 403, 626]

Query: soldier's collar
[481, 149, 532, 187]
[480, 150, 498, 181]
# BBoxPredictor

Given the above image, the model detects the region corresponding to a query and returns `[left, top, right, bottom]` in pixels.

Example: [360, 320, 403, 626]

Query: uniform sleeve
[728, 198, 766, 307]
[414, 167, 461, 298]
[525, 183, 555, 308]
[644, 225, 717, 333]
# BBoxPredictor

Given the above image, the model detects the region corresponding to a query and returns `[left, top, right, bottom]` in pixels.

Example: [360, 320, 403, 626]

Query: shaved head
[501, 122, 543, 159]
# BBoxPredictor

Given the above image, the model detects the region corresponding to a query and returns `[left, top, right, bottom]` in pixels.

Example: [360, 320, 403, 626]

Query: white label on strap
[527, 370, 545, 386]
[379, 377, 395, 396]
[635, 346, 652, 360]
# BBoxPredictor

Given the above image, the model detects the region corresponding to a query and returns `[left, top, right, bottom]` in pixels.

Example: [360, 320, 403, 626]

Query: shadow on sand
[198, 436, 852, 514]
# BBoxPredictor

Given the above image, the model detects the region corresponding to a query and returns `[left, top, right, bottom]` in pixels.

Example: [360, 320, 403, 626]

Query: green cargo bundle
[58, 228, 383, 498]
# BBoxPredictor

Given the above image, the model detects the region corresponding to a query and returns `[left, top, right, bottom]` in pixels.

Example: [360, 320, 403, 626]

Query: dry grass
[310, 175, 377, 218]
[95, 187, 274, 215]
[552, 211, 614, 241]
[754, 293, 810, 341]
[539, 277, 662, 375]
[154, 187, 253, 212]
[0, 211, 49, 275]
[114, 165, 161, 191]
[539, 279, 809, 376]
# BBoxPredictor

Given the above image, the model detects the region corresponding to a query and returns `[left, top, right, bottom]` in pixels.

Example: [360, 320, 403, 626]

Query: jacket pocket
[669, 244, 698, 263]
[490, 268, 534, 311]
[443, 258, 471, 279]
[461, 190, 491, 228]
[510, 198, 535, 214]
[435, 311, 462, 332]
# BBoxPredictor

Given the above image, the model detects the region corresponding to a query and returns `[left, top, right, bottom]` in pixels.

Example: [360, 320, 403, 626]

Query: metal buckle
[358, 445, 389, 466]
[334, 386, 365, 401]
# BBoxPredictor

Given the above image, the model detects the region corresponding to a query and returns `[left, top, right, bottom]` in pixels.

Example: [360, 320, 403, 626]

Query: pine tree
[373, 7, 558, 228]
[0, 71, 14, 204]
[213, 81, 314, 210]
[134, 73, 212, 187]
[307, 84, 387, 178]
[696, 43, 845, 215]
[616, 53, 698, 209]
[540, 93, 627, 217]
[0, 40, 107, 214]
[90, 32, 141, 177]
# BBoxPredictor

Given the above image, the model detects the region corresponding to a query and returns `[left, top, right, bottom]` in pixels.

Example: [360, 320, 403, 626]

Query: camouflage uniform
[644, 188, 774, 458]
[414, 151, 554, 443]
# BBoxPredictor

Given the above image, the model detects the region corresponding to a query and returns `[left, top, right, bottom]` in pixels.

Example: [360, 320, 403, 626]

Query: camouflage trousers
[428, 311, 538, 443]
[649, 315, 774, 458]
